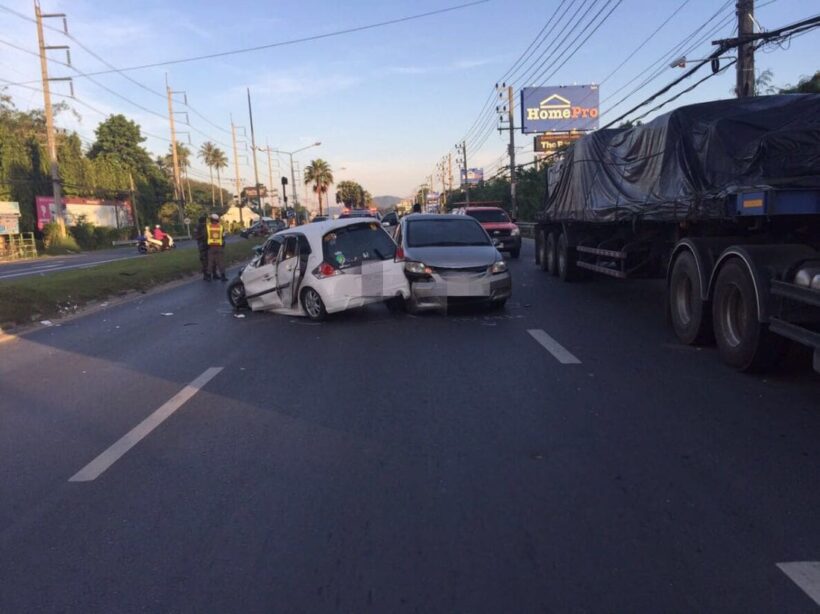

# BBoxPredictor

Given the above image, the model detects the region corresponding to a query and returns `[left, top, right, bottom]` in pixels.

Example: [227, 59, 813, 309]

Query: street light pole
[273, 142, 321, 210]
[246, 88, 263, 215]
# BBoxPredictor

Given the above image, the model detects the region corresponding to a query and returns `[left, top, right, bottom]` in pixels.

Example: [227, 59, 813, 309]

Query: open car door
[243, 236, 285, 311]
[275, 234, 307, 309]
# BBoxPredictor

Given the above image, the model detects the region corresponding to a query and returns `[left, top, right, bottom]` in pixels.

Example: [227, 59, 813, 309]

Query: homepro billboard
[520, 85, 599, 133]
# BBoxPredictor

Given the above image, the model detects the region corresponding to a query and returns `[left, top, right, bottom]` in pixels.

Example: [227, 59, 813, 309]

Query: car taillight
[313, 262, 343, 279]
[395, 246, 405, 261]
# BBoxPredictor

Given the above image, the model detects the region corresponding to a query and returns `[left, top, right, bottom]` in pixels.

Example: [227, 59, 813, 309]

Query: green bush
[69, 215, 97, 250]
[45, 235, 81, 255]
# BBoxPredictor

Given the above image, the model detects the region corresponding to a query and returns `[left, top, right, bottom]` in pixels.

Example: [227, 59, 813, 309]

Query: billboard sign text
[460, 168, 484, 185]
[521, 85, 599, 133]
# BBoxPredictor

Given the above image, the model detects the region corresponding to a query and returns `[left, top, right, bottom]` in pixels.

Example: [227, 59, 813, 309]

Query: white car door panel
[243, 263, 283, 311]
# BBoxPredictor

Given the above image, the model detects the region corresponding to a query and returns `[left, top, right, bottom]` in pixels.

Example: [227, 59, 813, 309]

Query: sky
[0, 0, 817, 207]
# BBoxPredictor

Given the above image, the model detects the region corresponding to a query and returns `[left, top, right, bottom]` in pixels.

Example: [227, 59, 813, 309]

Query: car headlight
[490, 261, 508, 274]
[511, 227, 520, 236]
[405, 261, 433, 275]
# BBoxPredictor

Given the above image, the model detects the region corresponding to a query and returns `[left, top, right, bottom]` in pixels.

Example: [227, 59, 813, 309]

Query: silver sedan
[394, 214, 512, 313]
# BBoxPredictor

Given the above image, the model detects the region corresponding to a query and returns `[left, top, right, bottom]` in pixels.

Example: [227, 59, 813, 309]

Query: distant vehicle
[227, 218, 409, 321]
[462, 206, 521, 258]
[394, 213, 512, 313]
[339, 207, 382, 221]
[380, 211, 399, 238]
[240, 217, 285, 238]
[311, 215, 329, 223]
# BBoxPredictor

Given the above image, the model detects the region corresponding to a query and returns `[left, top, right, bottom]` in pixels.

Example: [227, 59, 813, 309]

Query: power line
[600, 13, 820, 129]
[460, 0, 570, 145]
[0, 5, 238, 144]
[596, 0, 693, 86]
[4, 0, 490, 77]
[599, 1, 735, 113]
[531, 0, 622, 86]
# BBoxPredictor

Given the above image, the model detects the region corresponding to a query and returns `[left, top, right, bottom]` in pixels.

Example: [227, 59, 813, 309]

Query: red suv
[462, 206, 521, 258]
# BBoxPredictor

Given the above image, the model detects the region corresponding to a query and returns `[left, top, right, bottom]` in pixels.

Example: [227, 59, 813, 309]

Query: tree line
[0, 93, 232, 233]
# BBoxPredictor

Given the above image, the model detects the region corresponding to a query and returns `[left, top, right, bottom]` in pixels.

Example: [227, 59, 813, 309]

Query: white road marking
[69, 367, 223, 482]
[0, 257, 133, 280]
[527, 329, 581, 364]
[777, 562, 820, 606]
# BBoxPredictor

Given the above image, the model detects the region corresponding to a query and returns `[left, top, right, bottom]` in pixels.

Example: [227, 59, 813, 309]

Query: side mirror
[254, 245, 263, 256]
[382, 221, 391, 227]
[511, 217, 518, 223]
[492, 238, 501, 247]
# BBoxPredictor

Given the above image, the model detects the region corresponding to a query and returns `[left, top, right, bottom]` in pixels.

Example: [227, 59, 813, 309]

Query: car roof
[275, 217, 384, 243]
[463, 206, 505, 211]
[403, 213, 477, 221]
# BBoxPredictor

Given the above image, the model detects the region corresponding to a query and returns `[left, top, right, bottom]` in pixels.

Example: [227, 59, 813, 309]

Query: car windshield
[465, 209, 510, 223]
[406, 219, 490, 247]
[322, 222, 396, 268]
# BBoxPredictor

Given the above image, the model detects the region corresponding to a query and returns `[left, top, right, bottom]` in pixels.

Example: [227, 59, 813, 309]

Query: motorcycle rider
[143, 225, 162, 250]
[153, 224, 172, 249]
[206, 213, 227, 281]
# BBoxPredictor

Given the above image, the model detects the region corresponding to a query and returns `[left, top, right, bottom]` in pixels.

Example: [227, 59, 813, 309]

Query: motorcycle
[137, 235, 175, 254]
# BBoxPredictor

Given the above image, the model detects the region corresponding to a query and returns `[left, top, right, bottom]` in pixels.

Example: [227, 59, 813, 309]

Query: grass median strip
[0, 240, 260, 327]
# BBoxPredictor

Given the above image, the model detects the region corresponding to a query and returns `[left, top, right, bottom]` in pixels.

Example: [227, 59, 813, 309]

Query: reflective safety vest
[207, 223, 224, 246]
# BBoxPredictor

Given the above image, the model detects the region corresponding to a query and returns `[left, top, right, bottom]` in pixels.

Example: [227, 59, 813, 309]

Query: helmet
[210, 214, 219, 221]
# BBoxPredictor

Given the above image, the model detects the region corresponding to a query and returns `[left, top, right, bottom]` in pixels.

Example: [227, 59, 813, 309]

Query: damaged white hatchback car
[227, 218, 409, 321]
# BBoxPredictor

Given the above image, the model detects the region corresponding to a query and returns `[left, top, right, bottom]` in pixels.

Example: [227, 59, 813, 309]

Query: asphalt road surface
[0, 236, 237, 281]
[1, 240, 818, 613]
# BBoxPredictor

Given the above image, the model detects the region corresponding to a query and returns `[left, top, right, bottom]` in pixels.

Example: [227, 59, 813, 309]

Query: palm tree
[165, 142, 193, 202]
[303, 158, 334, 216]
[198, 141, 218, 209]
[211, 147, 228, 209]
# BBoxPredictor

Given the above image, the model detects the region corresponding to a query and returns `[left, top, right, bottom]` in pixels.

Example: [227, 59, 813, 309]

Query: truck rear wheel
[545, 232, 558, 276]
[712, 259, 782, 372]
[669, 250, 712, 345]
[557, 232, 579, 282]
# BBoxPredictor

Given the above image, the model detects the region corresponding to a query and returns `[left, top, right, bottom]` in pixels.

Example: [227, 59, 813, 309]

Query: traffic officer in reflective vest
[206, 213, 227, 281]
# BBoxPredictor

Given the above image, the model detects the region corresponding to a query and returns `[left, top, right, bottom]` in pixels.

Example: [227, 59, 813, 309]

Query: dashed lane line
[527, 329, 581, 364]
[777, 562, 820, 606]
[69, 367, 223, 482]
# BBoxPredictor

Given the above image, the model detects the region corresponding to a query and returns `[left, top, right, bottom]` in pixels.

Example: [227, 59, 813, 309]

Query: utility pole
[460, 141, 470, 205]
[128, 172, 141, 232]
[35, 1, 70, 235]
[507, 85, 517, 218]
[264, 141, 276, 215]
[230, 115, 244, 226]
[736, 0, 755, 97]
[165, 77, 184, 222]
[246, 88, 263, 215]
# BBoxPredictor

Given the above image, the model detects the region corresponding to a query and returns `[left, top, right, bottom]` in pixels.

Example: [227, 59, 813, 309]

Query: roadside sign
[521, 85, 599, 133]
[0, 214, 20, 235]
[0, 201, 20, 216]
[183, 217, 191, 225]
[534, 132, 583, 154]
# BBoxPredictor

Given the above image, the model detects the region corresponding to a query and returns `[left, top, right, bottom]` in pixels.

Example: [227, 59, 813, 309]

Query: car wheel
[545, 232, 558, 276]
[385, 295, 405, 312]
[668, 250, 712, 345]
[301, 287, 327, 321]
[711, 259, 783, 372]
[509, 248, 520, 259]
[227, 278, 248, 309]
[489, 298, 507, 311]
[557, 232, 578, 282]
[405, 290, 421, 315]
